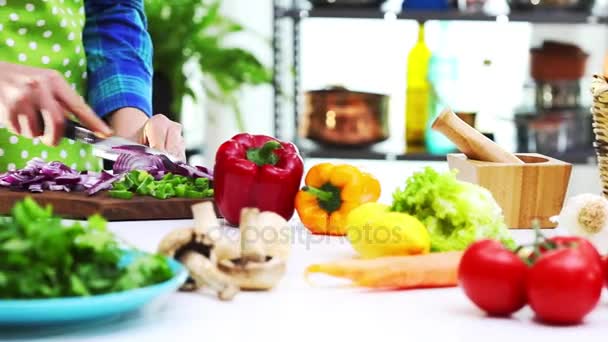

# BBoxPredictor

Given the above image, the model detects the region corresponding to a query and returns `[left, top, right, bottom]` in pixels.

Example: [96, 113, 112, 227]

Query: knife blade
[64, 120, 181, 163]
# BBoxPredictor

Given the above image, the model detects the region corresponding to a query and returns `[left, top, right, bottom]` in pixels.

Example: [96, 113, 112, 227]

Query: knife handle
[63, 120, 97, 144]
[64, 119, 79, 141]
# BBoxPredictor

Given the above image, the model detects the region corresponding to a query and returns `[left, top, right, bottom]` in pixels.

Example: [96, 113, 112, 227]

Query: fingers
[144, 115, 168, 151]
[16, 109, 42, 138]
[47, 71, 112, 137]
[5, 106, 21, 136]
[144, 114, 186, 161]
[6, 84, 42, 138]
[166, 123, 186, 162]
[0, 64, 108, 143]
[36, 81, 67, 146]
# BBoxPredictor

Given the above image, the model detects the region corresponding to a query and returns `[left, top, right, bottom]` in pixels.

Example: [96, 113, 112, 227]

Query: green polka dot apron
[0, 0, 101, 172]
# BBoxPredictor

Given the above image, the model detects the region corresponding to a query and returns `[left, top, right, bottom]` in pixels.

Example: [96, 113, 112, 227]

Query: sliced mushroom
[217, 208, 290, 290]
[157, 226, 239, 301]
[240, 208, 267, 262]
[192, 202, 240, 262]
[218, 257, 286, 291]
[180, 251, 239, 301]
[256, 211, 291, 260]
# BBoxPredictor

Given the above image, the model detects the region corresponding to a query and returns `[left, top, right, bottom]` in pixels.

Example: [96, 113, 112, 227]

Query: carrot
[305, 251, 463, 289]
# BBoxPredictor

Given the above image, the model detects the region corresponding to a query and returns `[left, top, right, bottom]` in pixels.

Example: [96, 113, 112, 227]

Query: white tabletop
[1, 159, 607, 342]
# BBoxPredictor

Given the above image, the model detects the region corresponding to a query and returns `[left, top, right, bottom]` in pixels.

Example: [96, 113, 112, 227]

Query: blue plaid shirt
[83, 0, 153, 118]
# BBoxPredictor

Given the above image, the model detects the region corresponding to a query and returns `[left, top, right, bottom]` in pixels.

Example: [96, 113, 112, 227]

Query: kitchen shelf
[300, 145, 598, 164]
[278, 7, 608, 24]
[271, 1, 607, 165]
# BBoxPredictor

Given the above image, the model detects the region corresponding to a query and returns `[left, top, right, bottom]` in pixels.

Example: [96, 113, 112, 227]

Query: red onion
[111, 145, 213, 181]
[85, 172, 125, 195]
[2, 146, 214, 195]
[0, 158, 99, 194]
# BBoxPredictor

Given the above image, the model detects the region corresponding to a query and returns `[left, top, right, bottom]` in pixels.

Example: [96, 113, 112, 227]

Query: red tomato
[458, 240, 528, 316]
[547, 237, 602, 264]
[604, 255, 608, 286]
[527, 247, 603, 325]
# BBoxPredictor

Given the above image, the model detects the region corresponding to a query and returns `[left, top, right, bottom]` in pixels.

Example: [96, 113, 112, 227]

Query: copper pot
[301, 86, 390, 147]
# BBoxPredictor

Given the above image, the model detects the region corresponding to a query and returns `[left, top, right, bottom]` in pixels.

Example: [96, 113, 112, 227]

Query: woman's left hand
[108, 108, 186, 161]
[141, 114, 186, 162]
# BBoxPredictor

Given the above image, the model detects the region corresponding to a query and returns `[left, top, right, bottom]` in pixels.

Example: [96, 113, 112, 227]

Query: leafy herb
[0, 198, 173, 299]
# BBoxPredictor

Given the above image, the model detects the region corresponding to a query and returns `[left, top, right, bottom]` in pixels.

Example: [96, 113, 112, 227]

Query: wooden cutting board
[0, 188, 215, 221]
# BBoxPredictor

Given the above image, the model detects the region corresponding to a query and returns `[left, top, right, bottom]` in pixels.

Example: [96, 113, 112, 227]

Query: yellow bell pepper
[346, 203, 430, 258]
[295, 163, 380, 236]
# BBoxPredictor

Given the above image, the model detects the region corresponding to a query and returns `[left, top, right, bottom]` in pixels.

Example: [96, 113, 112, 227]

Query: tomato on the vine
[527, 240, 603, 325]
[604, 255, 608, 286]
[540, 236, 602, 264]
[458, 240, 527, 316]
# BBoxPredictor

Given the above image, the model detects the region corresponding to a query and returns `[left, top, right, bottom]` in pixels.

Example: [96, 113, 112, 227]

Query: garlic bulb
[552, 194, 608, 254]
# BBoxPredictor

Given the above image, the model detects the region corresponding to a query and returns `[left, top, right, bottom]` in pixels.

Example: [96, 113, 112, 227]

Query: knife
[64, 120, 181, 163]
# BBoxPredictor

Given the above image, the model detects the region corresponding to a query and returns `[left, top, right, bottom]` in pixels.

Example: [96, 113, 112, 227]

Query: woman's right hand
[0, 61, 112, 145]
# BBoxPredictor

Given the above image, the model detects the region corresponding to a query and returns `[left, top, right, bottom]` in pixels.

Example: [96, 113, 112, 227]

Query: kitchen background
[153, 0, 608, 165]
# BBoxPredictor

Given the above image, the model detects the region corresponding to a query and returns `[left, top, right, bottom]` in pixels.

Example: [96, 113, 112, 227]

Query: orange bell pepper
[295, 163, 381, 236]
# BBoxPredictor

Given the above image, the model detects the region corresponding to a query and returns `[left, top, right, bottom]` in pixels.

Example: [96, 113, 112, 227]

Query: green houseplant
[145, 0, 272, 131]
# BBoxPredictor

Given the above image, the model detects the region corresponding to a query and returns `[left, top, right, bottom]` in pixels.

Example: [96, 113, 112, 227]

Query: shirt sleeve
[83, 0, 153, 118]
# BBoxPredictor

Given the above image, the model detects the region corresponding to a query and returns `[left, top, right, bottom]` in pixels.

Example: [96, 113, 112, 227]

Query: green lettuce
[391, 167, 515, 252]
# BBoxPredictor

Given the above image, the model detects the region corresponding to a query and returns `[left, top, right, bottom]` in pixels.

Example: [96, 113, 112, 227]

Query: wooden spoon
[432, 108, 524, 164]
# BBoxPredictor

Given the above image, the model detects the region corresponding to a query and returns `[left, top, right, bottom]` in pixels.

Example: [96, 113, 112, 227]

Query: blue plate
[0, 251, 188, 326]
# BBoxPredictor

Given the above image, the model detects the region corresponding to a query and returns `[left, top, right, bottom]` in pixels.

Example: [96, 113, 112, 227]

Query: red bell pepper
[214, 133, 304, 225]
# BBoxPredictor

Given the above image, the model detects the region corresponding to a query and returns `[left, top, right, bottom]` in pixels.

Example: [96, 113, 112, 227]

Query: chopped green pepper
[109, 190, 134, 200]
[107, 170, 213, 201]
[185, 190, 206, 199]
[175, 184, 187, 197]
[195, 178, 209, 188]
[136, 177, 153, 196]
[112, 182, 128, 191]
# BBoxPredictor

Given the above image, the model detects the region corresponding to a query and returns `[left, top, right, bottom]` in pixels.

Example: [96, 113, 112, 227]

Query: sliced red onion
[40, 161, 76, 177]
[81, 175, 101, 189]
[86, 172, 125, 196]
[49, 184, 71, 192]
[196, 166, 213, 177]
[111, 145, 147, 154]
[175, 163, 213, 180]
[24, 158, 47, 170]
[21, 175, 49, 186]
[28, 184, 44, 193]
[55, 174, 82, 185]
[113, 154, 165, 174]
[0, 159, 93, 194]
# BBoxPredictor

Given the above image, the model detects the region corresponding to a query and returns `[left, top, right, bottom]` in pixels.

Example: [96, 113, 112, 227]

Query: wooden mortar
[432, 109, 572, 229]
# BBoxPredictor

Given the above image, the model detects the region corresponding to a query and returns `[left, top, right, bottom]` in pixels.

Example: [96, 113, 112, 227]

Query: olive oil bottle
[405, 22, 432, 151]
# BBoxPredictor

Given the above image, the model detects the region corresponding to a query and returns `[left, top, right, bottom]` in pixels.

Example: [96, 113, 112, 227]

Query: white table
[1, 160, 606, 342]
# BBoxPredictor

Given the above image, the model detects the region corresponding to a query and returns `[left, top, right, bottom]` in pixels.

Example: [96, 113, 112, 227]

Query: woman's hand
[108, 108, 186, 162]
[0, 61, 112, 145]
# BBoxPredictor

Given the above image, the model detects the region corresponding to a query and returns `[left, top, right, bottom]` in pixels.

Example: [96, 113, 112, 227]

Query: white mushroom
[256, 211, 291, 260]
[159, 203, 292, 297]
[218, 257, 286, 291]
[157, 226, 239, 301]
[192, 202, 240, 262]
[217, 208, 291, 290]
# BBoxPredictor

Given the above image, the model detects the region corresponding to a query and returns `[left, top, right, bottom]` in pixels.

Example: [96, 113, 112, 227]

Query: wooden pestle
[432, 109, 524, 164]
[604, 52, 608, 78]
